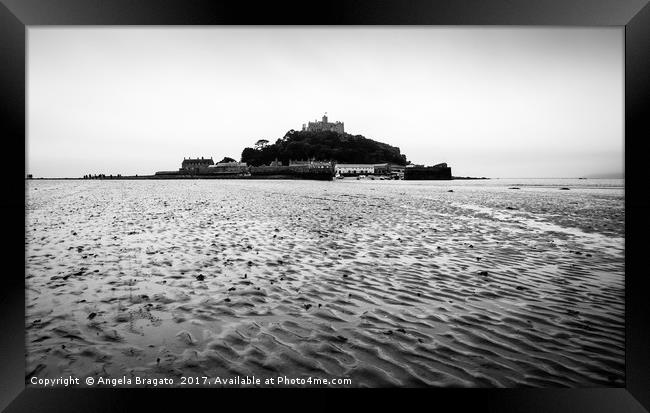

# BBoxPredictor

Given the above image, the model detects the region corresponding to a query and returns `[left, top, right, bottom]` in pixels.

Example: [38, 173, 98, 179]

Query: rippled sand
[25, 179, 624, 387]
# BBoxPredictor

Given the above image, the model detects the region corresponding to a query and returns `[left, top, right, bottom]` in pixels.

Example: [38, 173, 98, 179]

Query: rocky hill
[240, 129, 408, 166]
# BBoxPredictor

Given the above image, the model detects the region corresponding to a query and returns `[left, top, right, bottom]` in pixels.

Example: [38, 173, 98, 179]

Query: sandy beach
[25, 179, 625, 387]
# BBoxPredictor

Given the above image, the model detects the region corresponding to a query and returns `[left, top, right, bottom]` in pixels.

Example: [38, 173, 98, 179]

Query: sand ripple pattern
[25, 180, 624, 387]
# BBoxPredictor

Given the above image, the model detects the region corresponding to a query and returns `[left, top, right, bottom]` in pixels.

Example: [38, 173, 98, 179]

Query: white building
[335, 164, 375, 175]
[215, 161, 247, 167]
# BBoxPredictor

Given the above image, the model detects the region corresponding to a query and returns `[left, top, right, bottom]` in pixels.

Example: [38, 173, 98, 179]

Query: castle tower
[322, 113, 328, 123]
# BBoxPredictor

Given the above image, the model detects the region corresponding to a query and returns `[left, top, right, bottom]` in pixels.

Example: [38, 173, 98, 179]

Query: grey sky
[27, 27, 623, 178]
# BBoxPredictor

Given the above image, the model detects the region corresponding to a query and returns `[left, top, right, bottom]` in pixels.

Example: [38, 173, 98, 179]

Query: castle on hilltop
[302, 113, 344, 134]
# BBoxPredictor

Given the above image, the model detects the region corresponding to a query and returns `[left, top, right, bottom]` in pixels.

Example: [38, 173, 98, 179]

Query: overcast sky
[27, 27, 623, 178]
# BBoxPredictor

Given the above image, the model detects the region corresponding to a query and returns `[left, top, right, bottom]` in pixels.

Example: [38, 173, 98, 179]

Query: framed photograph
[1, 0, 648, 411]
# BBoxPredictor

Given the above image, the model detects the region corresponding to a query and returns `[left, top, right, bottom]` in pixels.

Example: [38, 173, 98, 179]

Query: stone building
[181, 157, 214, 170]
[289, 159, 333, 168]
[208, 161, 249, 175]
[215, 161, 247, 168]
[404, 163, 452, 180]
[373, 163, 406, 175]
[302, 113, 344, 134]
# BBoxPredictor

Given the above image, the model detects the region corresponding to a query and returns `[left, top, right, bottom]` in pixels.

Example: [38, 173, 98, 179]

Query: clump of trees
[241, 130, 408, 167]
[218, 157, 236, 163]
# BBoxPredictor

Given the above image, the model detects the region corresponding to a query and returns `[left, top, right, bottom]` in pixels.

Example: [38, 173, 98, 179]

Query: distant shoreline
[25, 176, 625, 181]
[26, 176, 491, 181]
[451, 176, 490, 180]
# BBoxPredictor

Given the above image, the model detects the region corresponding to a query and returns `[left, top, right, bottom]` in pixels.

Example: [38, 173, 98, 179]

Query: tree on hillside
[254, 139, 270, 150]
[241, 130, 408, 167]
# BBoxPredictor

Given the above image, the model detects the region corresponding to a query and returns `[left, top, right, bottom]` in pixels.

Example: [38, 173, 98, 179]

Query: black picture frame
[1, 1, 648, 412]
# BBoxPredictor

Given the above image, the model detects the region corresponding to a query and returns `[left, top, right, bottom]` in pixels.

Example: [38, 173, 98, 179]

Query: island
[76, 114, 463, 181]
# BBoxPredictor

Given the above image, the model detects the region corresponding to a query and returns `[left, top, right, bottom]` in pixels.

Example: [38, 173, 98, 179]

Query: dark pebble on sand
[304, 304, 312, 310]
[516, 286, 526, 291]
[508, 187, 520, 190]
[196, 274, 205, 281]
[342, 274, 348, 278]
[586, 253, 592, 257]
[478, 271, 489, 276]
[224, 298, 231, 303]
[560, 187, 570, 190]
[228, 287, 236, 291]
[447, 190, 454, 192]
[506, 206, 517, 210]
[247, 261, 253, 266]
[87, 312, 97, 320]
[396, 328, 406, 334]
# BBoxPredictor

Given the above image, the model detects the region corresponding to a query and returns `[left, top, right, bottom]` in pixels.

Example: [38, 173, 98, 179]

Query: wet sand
[25, 179, 624, 387]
